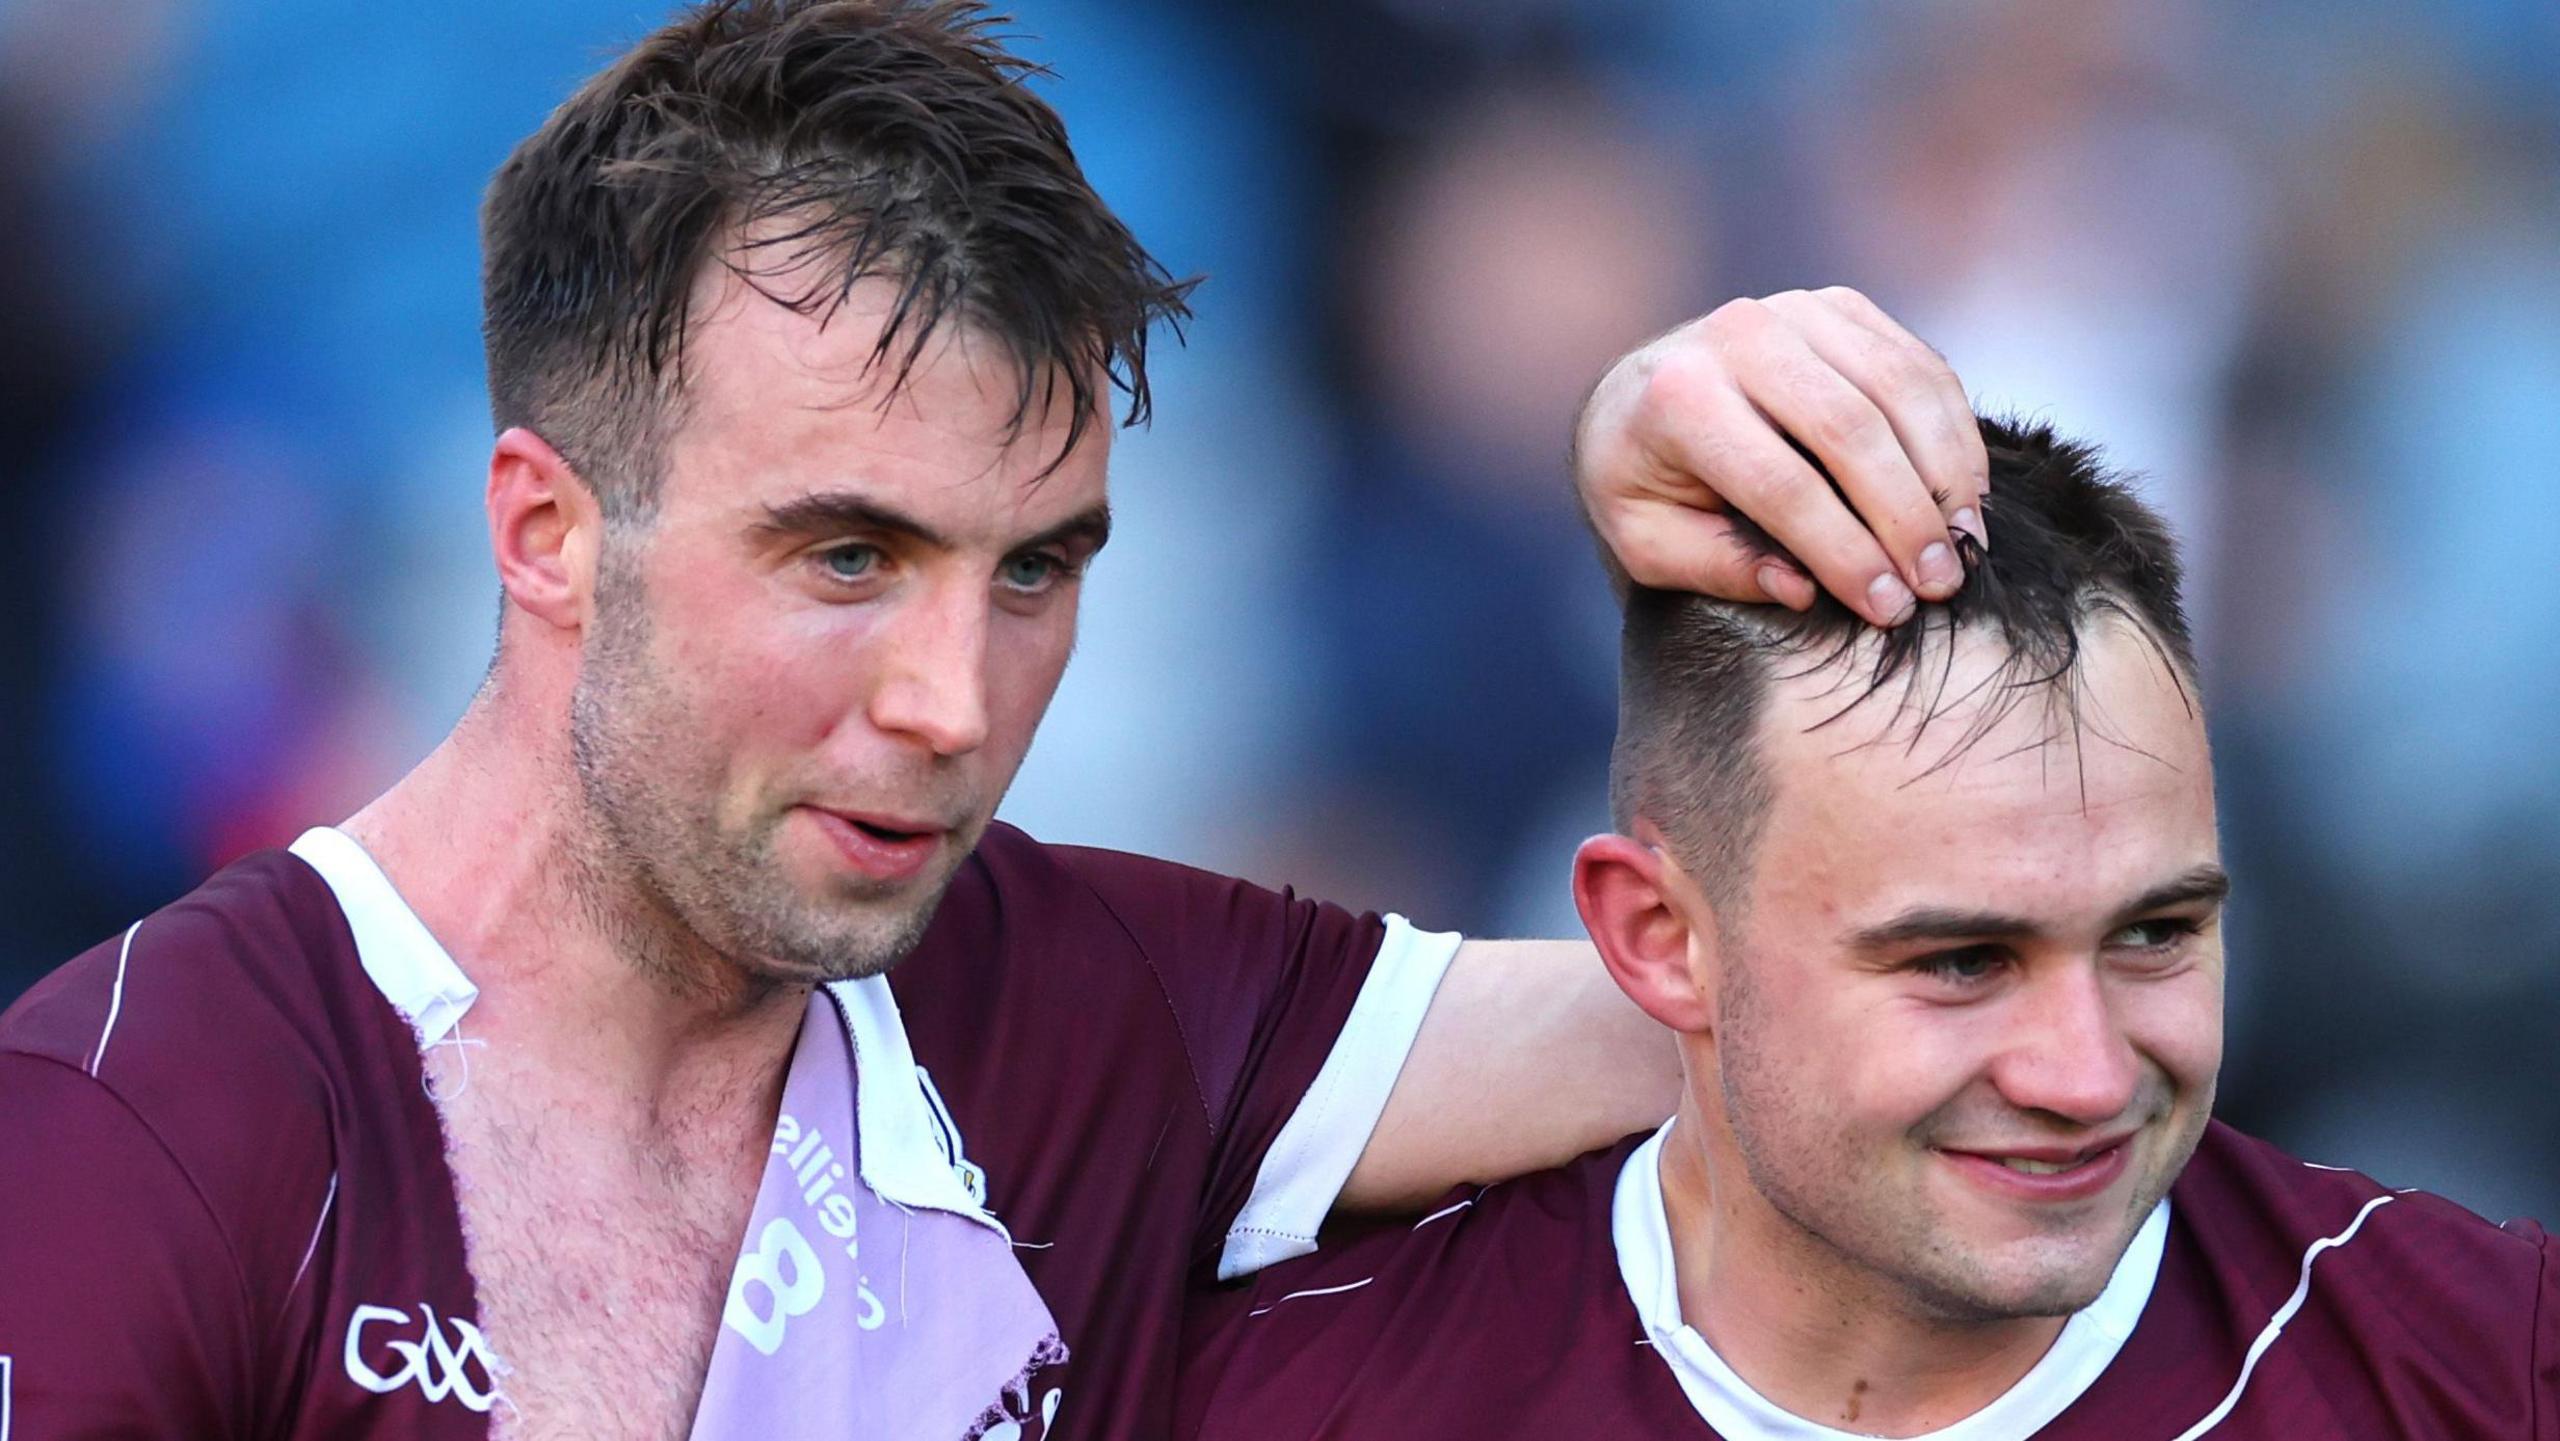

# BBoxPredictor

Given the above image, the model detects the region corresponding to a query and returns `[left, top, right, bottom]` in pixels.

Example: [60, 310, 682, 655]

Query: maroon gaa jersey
[0, 821, 1459, 1440]
[1180, 1121, 2560, 1440]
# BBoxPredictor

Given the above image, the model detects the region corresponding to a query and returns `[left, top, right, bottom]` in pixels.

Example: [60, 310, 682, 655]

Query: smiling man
[0, 3, 1996, 1440]
[1179, 418, 2559, 1440]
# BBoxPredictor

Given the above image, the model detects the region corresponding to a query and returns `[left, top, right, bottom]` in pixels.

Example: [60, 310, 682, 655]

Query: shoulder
[3, 850, 362, 1078]
[2176, 1120, 2548, 1288]
[0, 850, 384, 1275]
[938, 821, 1378, 956]
[1183, 1138, 1664, 1437]
[907, 821, 1388, 1038]
[2128, 1121, 2553, 1433]
[1197, 1135, 1642, 1350]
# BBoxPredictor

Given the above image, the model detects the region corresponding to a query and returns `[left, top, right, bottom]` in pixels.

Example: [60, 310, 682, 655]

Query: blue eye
[1000, 552, 1066, 592]
[820, 545, 882, 582]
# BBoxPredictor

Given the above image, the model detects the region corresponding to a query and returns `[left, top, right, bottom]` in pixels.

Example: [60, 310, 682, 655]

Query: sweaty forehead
[665, 265, 1110, 529]
[1747, 617, 2216, 924]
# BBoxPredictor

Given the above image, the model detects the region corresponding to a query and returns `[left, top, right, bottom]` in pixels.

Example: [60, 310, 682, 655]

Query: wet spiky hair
[480, 0, 1196, 516]
[1610, 415, 2195, 907]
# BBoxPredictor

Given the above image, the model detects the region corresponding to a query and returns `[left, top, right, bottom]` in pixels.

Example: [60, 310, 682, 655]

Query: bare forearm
[1338, 940, 1681, 1212]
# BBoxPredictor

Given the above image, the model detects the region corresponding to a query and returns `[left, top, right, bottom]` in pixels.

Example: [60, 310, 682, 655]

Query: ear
[487, 426, 605, 633]
[1573, 824, 1722, 1035]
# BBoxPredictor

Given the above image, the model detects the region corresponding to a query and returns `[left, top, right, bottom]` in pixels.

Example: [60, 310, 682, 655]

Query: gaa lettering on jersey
[342, 1302, 500, 1413]
[0, 830, 1405, 1440]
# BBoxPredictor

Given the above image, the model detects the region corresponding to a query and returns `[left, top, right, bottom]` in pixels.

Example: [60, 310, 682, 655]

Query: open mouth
[800, 807, 948, 882]
[1937, 1136, 2134, 1199]
[1990, 1154, 2098, 1176]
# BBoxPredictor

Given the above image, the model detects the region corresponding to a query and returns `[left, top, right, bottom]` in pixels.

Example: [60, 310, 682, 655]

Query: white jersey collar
[824, 974, 998, 1224]
[290, 826, 480, 1047]
[1612, 1119, 2166, 1441]
[288, 826, 992, 1226]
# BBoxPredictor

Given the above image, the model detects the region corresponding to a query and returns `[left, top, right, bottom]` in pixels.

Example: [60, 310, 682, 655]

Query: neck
[340, 679, 808, 1130]
[1657, 1098, 2070, 1437]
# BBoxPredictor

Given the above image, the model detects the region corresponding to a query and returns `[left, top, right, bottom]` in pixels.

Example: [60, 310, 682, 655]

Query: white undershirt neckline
[1612, 1120, 2168, 1441]
[284, 824, 1458, 1254]
[284, 825, 990, 1223]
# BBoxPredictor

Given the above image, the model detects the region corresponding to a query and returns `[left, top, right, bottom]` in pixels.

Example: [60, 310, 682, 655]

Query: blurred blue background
[2, 0, 2554, 1222]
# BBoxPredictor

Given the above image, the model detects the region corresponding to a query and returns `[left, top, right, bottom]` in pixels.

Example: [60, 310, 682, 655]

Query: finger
[1802, 286, 1990, 524]
[1642, 376, 1917, 625]
[1607, 503, 1815, 609]
[1718, 309, 1951, 609]
[1811, 287, 1992, 535]
[1758, 292, 1968, 597]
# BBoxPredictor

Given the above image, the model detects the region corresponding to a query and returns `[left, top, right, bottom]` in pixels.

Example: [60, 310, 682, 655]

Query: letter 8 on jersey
[724, 1217, 827, 1355]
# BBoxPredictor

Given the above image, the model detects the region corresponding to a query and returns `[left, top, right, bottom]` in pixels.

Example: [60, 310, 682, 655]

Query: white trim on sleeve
[1216, 914, 1464, 1282]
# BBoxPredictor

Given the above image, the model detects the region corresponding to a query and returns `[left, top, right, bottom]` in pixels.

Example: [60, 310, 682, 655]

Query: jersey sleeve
[1055, 846, 1461, 1280]
[0, 1052, 257, 1437]
[2536, 1227, 2560, 1441]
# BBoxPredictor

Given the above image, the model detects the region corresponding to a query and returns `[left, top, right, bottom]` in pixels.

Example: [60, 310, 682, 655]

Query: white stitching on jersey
[1248, 1276, 1374, 1318]
[2169, 1192, 2397, 1439]
[3, 1353, 14, 1441]
[1411, 1195, 1478, 1230]
[84, 921, 142, 1078]
[291, 1172, 340, 1294]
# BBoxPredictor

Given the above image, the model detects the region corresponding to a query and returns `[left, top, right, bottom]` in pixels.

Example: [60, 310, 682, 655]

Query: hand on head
[1573, 286, 1988, 627]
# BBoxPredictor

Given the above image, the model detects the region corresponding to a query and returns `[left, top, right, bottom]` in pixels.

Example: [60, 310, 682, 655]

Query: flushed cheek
[711, 595, 909, 740]
[2115, 969, 2223, 1103]
[981, 613, 1077, 762]
[684, 643, 879, 837]
[1828, 1005, 1989, 1142]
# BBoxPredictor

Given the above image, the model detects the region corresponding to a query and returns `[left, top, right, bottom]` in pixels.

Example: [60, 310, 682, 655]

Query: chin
[1922, 1234, 2127, 1322]
[1975, 1268, 2112, 1321]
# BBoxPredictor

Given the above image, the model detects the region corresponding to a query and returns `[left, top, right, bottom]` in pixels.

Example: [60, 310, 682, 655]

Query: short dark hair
[480, 0, 1195, 518]
[1609, 415, 2196, 911]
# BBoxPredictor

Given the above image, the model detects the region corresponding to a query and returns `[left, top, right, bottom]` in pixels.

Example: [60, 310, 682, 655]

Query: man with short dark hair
[0, 3, 1991, 1438]
[1179, 418, 2560, 1440]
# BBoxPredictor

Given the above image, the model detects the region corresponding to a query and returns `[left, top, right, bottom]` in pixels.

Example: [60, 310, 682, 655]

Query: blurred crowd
[2, 0, 2555, 1220]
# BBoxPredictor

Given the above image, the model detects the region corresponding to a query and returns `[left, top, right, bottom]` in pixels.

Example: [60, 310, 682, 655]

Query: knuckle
[1880, 353, 1947, 411]
[1633, 351, 1714, 427]
[1705, 294, 1771, 338]
[1939, 414, 1992, 482]
[1909, 347, 1966, 401]
[1802, 396, 1878, 456]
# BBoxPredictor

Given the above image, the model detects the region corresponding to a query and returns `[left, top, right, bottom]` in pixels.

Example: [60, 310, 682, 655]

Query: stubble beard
[566, 547, 957, 994]
[1714, 950, 2193, 1326]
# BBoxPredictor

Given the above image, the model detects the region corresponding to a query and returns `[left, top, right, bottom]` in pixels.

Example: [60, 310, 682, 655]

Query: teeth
[1996, 1157, 2078, 1175]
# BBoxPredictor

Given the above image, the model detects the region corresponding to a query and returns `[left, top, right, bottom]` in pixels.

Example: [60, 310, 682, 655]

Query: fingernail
[1917, 541, 1959, 595]
[1867, 571, 1917, 625]
[1952, 507, 1988, 550]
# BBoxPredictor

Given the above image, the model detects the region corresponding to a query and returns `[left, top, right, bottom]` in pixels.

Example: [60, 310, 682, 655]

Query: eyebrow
[754, 492, 1112, 556]
[1843, 863, 2232, 951]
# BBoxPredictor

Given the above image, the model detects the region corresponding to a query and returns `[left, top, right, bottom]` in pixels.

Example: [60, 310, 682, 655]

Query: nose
[866, 579, 992, 758]
[1991, 964, 2143, 1129]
